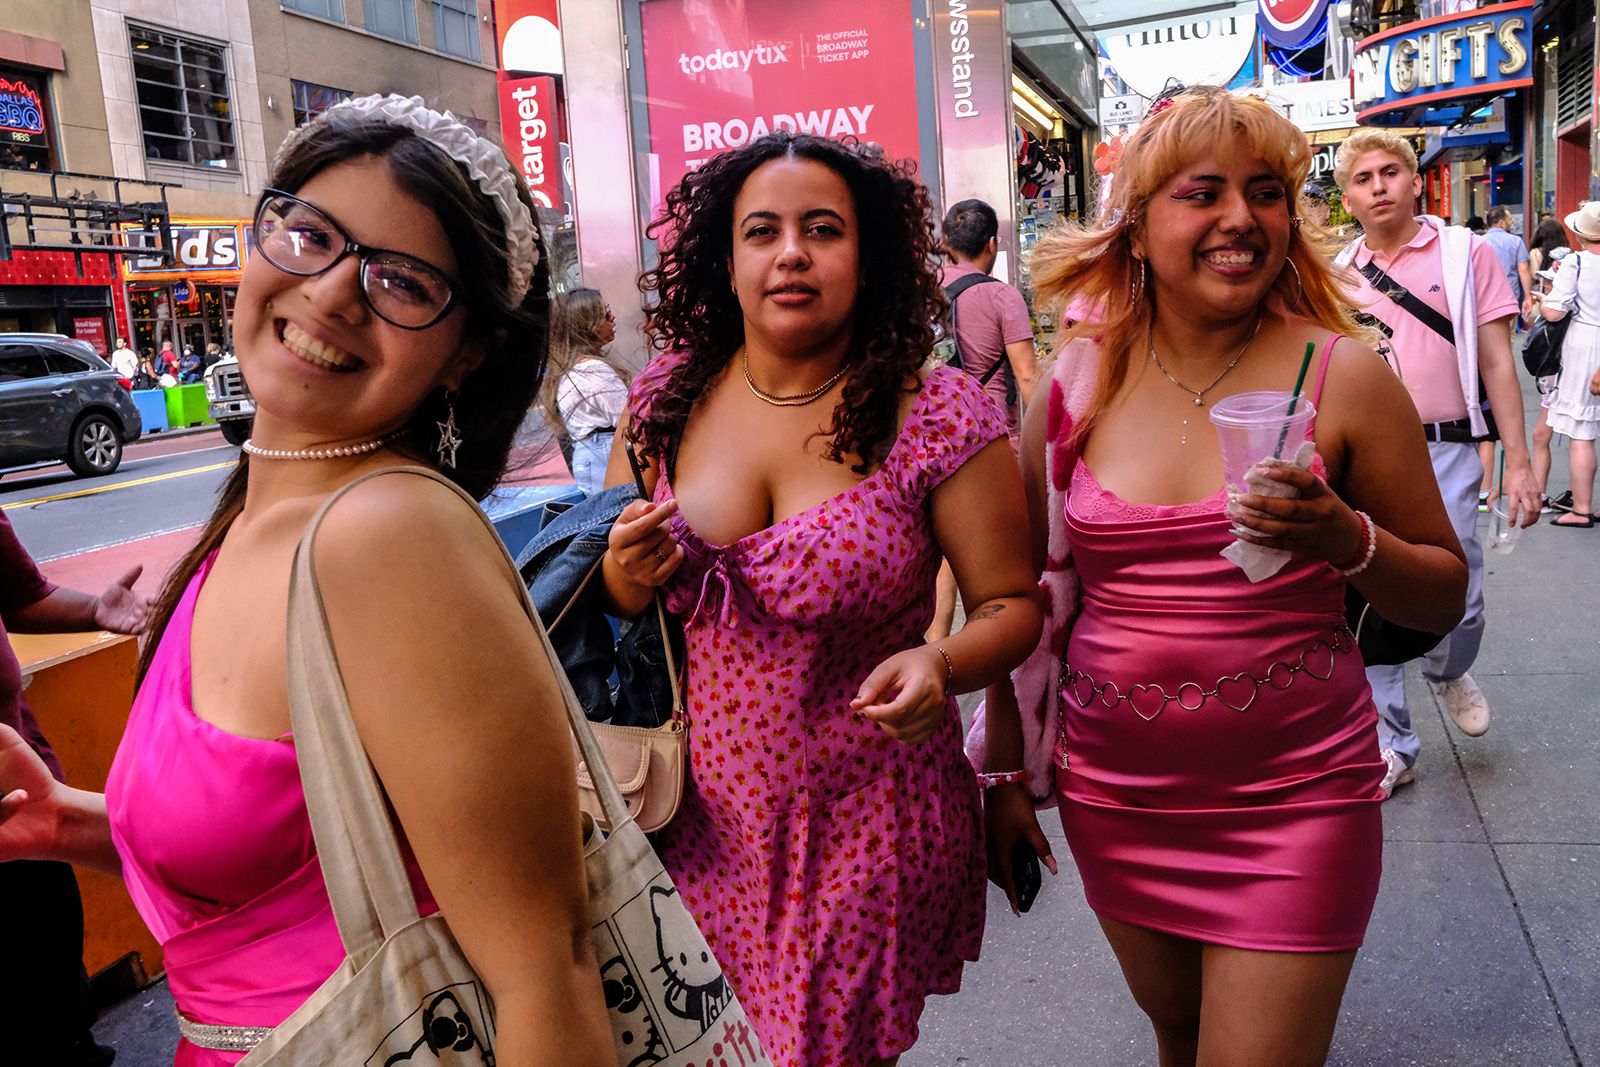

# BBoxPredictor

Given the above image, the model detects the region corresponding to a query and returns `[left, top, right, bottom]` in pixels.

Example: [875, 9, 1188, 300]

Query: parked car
[203, 352, 254, 446]
[0, 333, 143, 477]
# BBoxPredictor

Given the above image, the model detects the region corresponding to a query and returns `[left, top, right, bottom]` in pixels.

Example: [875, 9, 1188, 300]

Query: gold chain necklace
[741, 349, 848, 407]
[1148, 317, 1262, 445]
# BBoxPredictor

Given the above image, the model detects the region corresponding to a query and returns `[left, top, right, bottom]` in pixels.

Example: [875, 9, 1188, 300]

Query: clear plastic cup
[1208, 391, 1318, 492]
[1489, 499, 1521, 555]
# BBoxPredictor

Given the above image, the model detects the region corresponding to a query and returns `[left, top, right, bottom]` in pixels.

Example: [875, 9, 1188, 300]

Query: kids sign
[1352, 0, 1532, 127]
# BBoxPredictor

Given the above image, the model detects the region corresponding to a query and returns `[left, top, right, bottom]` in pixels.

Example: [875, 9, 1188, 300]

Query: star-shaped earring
[436, 396, 462, 469]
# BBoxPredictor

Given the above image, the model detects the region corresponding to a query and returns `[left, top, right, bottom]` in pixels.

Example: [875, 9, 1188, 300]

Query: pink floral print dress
[630, 359, 1005, 1065]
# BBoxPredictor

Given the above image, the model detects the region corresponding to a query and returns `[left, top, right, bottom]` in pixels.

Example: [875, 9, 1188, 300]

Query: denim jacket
[518, 484, 681, 727]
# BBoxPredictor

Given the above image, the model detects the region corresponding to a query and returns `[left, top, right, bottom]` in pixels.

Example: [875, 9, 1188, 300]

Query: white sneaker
[1432, 673, 1490, 737]
[1379, 748, 1415, 800]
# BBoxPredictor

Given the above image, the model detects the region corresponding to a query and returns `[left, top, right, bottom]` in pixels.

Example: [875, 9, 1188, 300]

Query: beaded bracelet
[1337, 510, 1377, 577]
[977, 770, 1031, 790]
[933, 644, 955, 693]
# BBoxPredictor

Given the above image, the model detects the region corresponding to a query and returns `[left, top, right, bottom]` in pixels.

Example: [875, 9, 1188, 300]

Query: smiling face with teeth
[1132, 136, 1294, 323]
[232, 155, 481, 452]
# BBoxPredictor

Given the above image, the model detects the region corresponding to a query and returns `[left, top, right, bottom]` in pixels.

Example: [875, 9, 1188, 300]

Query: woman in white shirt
[545, 288, 629, 494]
[1536, 202, 1600, 527]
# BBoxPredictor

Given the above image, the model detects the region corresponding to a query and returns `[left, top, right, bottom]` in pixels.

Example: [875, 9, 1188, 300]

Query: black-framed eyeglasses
[252, 189, 462, 330]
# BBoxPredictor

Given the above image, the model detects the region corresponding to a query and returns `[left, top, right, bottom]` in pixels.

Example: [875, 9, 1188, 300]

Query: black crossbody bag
[1346, 260, 1453, 667]
[1522, 255, 1580, 378]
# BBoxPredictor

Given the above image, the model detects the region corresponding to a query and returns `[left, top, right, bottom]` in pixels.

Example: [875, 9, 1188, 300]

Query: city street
[4, 429, 237, 606]
[82, 389, 1599, 1066]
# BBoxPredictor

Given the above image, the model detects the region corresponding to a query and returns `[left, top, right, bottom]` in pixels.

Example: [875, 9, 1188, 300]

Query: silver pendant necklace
[1149, 316, 1263, 444]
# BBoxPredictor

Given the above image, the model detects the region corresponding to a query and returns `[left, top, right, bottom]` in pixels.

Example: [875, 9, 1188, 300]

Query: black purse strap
[1358, 260, 1456, 345]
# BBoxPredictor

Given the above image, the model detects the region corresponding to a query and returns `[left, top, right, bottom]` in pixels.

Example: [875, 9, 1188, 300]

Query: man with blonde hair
[1333, 129, 1539, 797]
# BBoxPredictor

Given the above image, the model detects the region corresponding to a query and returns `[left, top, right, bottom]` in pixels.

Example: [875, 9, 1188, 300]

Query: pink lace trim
[1068, 454, 1330, 523]
[1069, 461, 1221, 522]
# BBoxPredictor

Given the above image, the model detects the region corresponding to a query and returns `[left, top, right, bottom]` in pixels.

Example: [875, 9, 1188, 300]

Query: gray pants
[1366, 440, 1485, 766]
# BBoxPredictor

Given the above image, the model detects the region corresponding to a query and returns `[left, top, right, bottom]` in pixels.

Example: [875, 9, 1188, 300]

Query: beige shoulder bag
[216, 465, 769, 1066]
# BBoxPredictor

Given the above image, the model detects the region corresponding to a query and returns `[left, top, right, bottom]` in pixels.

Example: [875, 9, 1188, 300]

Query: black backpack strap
[944, 272, 1006, 378]
[1358, 260, 1456, 344]
[943, 272, 1003, 302]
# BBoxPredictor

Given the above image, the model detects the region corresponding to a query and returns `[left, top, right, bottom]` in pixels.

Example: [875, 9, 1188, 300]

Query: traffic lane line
[2, 430, 227, 482]
[1, 445, 236, 499]
[2, 460, 238, 510]
[33, 521, 206, 564]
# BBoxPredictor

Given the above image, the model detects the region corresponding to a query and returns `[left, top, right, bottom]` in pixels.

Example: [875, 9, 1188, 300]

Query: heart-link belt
[1057, 626, 1357, 733]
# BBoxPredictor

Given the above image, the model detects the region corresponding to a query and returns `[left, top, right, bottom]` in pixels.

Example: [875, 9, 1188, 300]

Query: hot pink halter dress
[1055, 350, 1385, 951]
[105, 554, 436, 1066]
[632, 359, 999, 1065]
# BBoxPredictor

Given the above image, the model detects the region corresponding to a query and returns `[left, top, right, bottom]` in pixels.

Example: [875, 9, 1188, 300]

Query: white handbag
[212, 466, 770, 1066]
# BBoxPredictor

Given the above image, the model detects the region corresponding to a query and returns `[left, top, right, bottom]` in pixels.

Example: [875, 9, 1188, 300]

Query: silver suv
[0, 333, 143, 477]
[204, 353, 254, 446]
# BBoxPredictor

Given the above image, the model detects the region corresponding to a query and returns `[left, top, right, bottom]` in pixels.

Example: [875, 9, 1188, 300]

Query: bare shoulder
[311, 467, 510, 601]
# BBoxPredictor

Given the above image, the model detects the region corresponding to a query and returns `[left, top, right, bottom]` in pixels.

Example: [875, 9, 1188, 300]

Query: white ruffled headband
[273, 93, 540, 306]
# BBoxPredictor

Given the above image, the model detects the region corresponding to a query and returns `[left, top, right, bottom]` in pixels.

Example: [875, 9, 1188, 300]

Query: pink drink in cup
[1209, 391, 1317, 493]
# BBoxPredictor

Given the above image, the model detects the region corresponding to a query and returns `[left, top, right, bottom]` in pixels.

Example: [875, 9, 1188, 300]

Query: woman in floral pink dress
[598, 132, 1043, 1065]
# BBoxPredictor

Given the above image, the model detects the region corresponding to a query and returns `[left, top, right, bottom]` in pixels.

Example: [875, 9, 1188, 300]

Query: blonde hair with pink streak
[1028, 86, 1368, 448]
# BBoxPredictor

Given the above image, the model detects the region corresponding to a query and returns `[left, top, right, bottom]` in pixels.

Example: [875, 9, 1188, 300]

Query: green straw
[1274, 342, 1318, 459]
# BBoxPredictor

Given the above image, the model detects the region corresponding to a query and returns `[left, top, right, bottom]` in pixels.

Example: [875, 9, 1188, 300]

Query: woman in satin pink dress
[0, 98, 612, 1064]
[981, 87, 1469, 1066]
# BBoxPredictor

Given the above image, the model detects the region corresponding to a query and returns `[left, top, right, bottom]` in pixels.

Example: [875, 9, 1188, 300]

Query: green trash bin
[164, 384, 214, 428]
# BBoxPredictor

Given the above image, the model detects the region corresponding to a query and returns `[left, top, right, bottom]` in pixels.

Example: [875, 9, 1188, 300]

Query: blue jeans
[571, 431, 614, 496]
[1366, 441, 1485, 766]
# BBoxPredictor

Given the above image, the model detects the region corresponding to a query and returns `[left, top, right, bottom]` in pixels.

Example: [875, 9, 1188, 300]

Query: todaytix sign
[1352, 0, 1532, 127]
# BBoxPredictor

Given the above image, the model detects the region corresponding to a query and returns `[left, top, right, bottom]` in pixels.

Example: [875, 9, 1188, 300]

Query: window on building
[129, 25, 236, 169]
[283, 0, 345, 20]
[432, 0, 480, 61]
[0, 66, 54, 171]
[292, 79, 352, 126]
[364, 0, 420, 44]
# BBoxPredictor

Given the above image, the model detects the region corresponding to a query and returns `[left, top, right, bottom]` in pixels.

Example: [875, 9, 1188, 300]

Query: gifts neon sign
[0, 77, 45, 136]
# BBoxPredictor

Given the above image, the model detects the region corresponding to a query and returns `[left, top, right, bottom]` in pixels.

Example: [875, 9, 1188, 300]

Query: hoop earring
[1284, 256, 1305, 300]
[435, 390, 463, 469]
[1129, 258, 1146, 308]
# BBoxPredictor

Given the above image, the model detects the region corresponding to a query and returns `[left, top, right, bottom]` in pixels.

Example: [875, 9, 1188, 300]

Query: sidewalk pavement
[93, 391, 1596, 1066]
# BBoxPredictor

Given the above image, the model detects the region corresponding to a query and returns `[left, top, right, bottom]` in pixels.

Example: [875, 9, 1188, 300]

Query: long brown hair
[137, 115, 551, 682]
[1028, 86, 1369, 448]
[540, 287, 630, 439]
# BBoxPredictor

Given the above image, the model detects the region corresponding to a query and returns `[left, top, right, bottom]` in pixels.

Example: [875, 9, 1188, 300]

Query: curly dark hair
[633, 131, 944, 474]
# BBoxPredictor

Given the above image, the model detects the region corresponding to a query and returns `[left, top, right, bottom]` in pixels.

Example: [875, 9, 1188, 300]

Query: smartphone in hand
[1011, 839, 1042, 913]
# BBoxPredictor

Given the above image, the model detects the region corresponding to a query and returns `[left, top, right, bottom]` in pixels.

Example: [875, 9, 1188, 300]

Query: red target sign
[1258, 0, 1330, 48]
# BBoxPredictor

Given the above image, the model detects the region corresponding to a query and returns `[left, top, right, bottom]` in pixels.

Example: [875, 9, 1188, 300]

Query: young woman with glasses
[0, 96, 613, 1065]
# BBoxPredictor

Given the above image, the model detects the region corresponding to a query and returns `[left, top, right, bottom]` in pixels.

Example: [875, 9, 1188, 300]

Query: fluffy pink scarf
[964, 338, 1100, 807]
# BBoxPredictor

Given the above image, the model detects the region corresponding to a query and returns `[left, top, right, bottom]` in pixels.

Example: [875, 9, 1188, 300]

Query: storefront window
[127, 283, 238, 360]
[130, 25, 237, 169]
[432, 0, 481, 61]
[0, 66, 53, 171]
[292, 79, 352, 127]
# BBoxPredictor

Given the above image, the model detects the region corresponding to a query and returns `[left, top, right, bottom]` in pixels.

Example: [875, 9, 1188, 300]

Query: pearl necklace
[241, 431, 400, 461]
[742, 349, 848, 407]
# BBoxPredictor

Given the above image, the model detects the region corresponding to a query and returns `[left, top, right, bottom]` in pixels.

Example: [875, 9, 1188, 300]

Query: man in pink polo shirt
[1334, 129, 1540, 798]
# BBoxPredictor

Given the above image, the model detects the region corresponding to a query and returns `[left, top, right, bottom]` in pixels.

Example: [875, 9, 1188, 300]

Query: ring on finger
[653, 545, 670, 562]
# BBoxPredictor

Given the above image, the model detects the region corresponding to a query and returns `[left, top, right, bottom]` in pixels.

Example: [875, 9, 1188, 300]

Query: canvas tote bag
[235, 466, 770, 1067]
